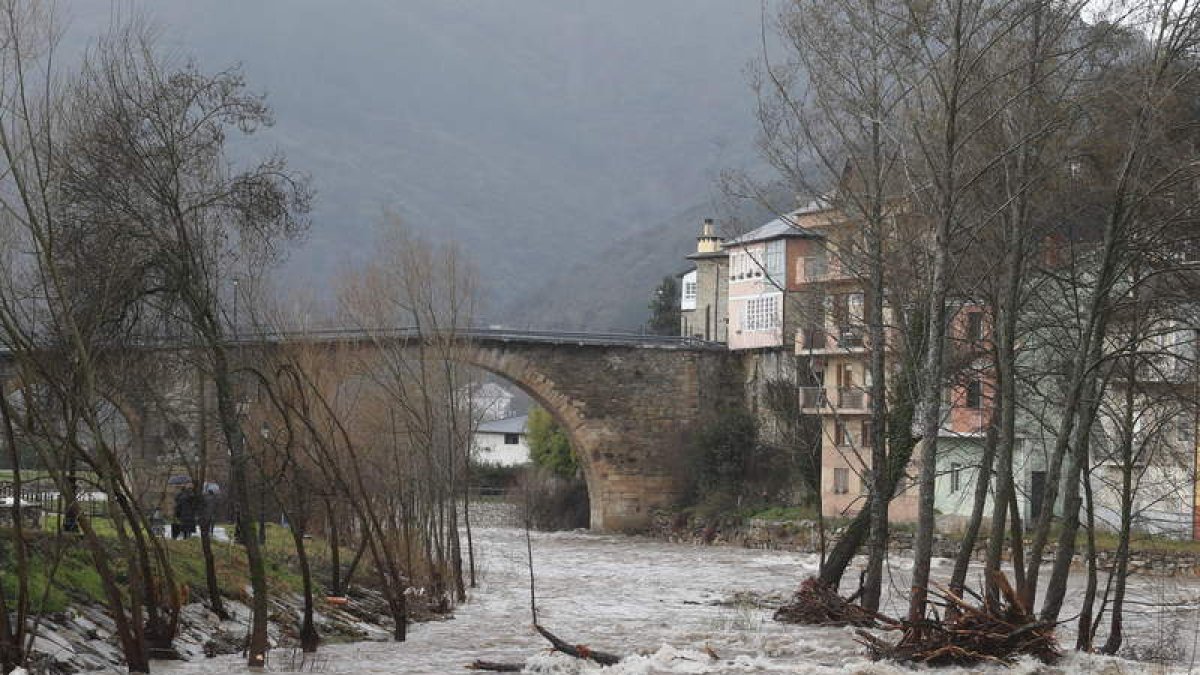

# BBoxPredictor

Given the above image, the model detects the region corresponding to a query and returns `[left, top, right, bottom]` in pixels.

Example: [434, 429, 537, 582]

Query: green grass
[0, 520, 361, 615]
[0, 532, 106, 612]
[749, 505, 820, 522]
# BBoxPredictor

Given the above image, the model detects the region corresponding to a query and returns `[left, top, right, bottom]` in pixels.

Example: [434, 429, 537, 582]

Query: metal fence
[0, 480, 107, 521]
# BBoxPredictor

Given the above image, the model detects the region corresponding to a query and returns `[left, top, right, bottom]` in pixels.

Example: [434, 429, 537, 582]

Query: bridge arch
[455, 344, 603, 526]
[440, 339, 738, 531]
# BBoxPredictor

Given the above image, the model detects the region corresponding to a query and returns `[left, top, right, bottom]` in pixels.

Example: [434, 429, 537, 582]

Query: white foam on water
[144, 527, 1200, 674]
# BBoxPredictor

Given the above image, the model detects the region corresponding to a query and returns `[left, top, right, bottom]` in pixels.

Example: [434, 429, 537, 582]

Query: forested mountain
[68, 1, 774, 327]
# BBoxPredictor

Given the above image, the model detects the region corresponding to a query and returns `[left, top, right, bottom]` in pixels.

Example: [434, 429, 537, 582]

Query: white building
[680, 269, 698, 312]
[472, 415, 530, 466]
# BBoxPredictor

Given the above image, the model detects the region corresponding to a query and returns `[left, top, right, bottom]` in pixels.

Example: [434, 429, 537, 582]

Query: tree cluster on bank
[742, 0, 1200, 662]
[0, 6, 487, 674]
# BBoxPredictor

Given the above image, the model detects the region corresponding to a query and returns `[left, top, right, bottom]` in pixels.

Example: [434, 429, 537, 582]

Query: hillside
[67, 1, 776, 326]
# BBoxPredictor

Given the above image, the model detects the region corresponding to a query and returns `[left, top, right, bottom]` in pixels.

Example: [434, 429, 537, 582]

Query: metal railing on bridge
[0, 327, 725, 355]
[247, 326, 726, 350]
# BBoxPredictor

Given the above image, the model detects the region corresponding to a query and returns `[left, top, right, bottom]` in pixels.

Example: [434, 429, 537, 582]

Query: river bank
[648, 511, 1200, 577]
[30, 588, 399, 674]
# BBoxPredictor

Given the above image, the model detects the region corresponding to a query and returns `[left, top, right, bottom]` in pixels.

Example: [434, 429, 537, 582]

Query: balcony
[837, 327, 865, 349]
[798, 328, 829, 351]
[799, 387, 828, 410]
[838, 387, 867, 410]
[797, 325, 866, 353]
[799, 386, 870, 414]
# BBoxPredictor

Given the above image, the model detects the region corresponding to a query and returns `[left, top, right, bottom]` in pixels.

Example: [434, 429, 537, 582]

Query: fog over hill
[69, 1, 777, 328]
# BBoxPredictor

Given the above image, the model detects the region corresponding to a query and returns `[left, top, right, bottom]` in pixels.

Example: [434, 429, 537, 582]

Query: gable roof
[723, 209, 823, 247]
[477, 415, 528, 435]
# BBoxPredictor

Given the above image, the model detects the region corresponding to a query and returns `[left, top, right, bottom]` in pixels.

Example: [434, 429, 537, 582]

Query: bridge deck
[0, 327, 726, 355]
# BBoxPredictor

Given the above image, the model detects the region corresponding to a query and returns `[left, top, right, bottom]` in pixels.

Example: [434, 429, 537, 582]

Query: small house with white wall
[472, 415, 530, 466]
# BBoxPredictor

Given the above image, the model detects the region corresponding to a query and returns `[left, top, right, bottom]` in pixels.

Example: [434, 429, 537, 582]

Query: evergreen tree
[527, 406, 577, 478]
[647, 275, 680, 336]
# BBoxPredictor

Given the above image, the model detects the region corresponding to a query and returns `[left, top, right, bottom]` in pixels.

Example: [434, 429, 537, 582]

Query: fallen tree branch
[534, 623, 622, 666]
[465, 659, 523, 672]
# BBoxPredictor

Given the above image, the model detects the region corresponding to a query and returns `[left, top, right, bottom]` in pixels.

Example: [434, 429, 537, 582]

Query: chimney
[697, 218, 723, 254]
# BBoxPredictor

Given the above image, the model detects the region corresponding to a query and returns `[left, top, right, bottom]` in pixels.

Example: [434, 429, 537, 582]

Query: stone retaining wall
[649, 512, 1200, 577]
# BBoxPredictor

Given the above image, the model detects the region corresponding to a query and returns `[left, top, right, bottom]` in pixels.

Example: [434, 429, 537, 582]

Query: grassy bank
[0, 520, 360, 614]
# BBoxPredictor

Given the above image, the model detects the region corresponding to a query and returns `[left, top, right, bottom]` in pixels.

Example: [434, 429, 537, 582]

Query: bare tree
[57, 22, 310, 666]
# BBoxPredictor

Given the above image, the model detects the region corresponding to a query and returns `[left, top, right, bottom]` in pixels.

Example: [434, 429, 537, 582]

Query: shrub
[527, 406, 578, 478]
[509, 466, 589, 531]
[469, 461, 522, 493]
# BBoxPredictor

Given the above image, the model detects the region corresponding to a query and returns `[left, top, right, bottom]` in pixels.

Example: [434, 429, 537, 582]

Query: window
[765, 240, 785, 283]
[503, 433, 520, 445]
[833, 467, 850, 494]
[740, 295, 780, 332]
[861, 421, 874, 448]
[965, 379, 984, 409]
[730, 251, 744, 279]
[950, 462, 962, 492]
[834, 421, 852, 447]
[966, 311, 984, 342]
[683, 281, 697, 300]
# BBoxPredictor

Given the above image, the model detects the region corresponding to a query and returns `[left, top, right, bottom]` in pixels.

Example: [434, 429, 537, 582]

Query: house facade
[472, 415, 530, 467]
[723, 210, 822, 351]
[678, 203, 1199, 538]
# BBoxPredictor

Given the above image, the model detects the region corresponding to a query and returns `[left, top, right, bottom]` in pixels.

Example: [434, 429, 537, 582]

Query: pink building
[724, 209, 822, 351]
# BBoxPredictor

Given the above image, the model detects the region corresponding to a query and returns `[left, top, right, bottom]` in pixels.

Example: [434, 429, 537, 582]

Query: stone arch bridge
[278, 328, 746, 531]
[1, 328, 793, 531]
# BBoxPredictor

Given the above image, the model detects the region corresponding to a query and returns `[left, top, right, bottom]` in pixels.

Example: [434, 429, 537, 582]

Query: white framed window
[765, 240, 785, 283]
[684, 281, 697, 300]
[833, 467, 850, 495]
[740, 295, 780, 332]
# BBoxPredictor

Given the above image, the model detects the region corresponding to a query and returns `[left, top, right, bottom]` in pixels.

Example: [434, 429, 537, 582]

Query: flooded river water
[158, 527, 1200, 674]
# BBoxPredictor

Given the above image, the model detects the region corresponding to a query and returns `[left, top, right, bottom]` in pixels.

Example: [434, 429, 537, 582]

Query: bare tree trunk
[909, 209, 953, 623]
[949, 405, 999, 601]
[862, 164, 890, 613]
[210, 345, 270, 667]
[1008, 487, 1025, 592]
[288, 518, 319, 653]
[1076, 464, 1099, 652]
[0, 393, 28, 673]
[326, 499, 343, 596]
[197, 371, 228, 619]
[1102, 388, 1137, 654]
[1040, 362, 1103, 624]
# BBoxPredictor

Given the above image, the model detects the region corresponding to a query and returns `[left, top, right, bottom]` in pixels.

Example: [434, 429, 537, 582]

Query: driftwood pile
[855, 573, 1059, 666]
[773, 578, 881, 627]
